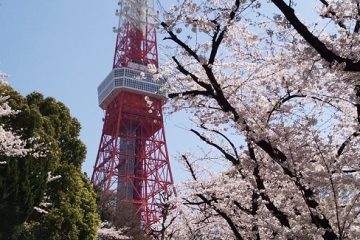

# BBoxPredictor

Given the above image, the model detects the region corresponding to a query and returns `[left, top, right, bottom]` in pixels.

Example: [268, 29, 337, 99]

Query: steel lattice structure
[91, 0, 174, 228]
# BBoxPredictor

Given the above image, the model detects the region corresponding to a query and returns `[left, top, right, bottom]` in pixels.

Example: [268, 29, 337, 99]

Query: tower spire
[112, 0, 158, 69]
[91, 0, 174, 230]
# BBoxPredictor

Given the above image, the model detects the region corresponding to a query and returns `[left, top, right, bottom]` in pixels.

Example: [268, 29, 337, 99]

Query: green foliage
[0, 85, 100, 239]
[0, 86, 50, 240]
[28, 166, 99, 240]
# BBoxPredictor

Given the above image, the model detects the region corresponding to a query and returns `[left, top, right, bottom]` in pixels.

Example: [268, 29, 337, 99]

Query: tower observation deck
[97, 65, 165, 109]
[91, 0, 175, 230]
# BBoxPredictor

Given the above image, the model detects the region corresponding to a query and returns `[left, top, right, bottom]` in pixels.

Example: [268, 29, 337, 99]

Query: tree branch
[168, 90, 211, 99]
[190, 128, 240, 165]
[318, 0, 347, 30]
[200, 124, 240, 164]
[267, 93, 306, 124]
[355, 3, 360, 33]
[196, 194, 244, 240]
[271, 0, 360, 72]
[251, 140, 338, 239]
[337, 131, 360, 157]
[267, 92, 344, 124]
[208, 0, 241, 64]
[171, 56, 214, 93]
[248, 142, 291, 228]
[182, 155, 198, 181]
[161, 22, 201, 63]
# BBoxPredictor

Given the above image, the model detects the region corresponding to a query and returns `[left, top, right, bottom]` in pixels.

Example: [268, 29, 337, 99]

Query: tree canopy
[0, 84, 99, 239]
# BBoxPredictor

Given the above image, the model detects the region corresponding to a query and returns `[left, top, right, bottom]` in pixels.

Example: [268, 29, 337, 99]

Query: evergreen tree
[0, 85, 100, 239]
[28, 165, 99, 240]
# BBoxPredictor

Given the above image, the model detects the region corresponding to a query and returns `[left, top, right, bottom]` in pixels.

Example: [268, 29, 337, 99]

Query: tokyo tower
[91, 0, 174, 228]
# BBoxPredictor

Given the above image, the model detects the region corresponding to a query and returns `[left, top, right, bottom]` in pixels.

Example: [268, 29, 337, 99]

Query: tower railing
[97, 66, 166, 109]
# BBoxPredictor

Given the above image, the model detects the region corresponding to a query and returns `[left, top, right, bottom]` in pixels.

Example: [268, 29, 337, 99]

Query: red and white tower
[91, 0, 174, 228]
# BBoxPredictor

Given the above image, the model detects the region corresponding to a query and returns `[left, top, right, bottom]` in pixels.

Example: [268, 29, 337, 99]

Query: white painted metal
[114, 0, 157, 34]
[97, 67, 165, 109]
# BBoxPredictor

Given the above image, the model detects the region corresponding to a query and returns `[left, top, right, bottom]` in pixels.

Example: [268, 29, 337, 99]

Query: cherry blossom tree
[156, 0, 360, 239]
[97, 222, 133, 240]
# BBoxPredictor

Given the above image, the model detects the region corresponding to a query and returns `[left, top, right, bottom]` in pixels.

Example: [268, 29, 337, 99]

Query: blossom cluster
[0, 76, 28, 158]
[157, 0, 360, 239]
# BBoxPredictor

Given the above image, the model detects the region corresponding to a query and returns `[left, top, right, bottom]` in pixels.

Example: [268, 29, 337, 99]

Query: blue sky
[0, 0, 201, 183]
[0, 0, 319, 184]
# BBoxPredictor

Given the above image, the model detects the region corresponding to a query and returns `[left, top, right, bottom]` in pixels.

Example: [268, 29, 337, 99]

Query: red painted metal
[92, 92, 174, 226]
[113, 21, 159, 69]
[91, 1, 174, 230]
